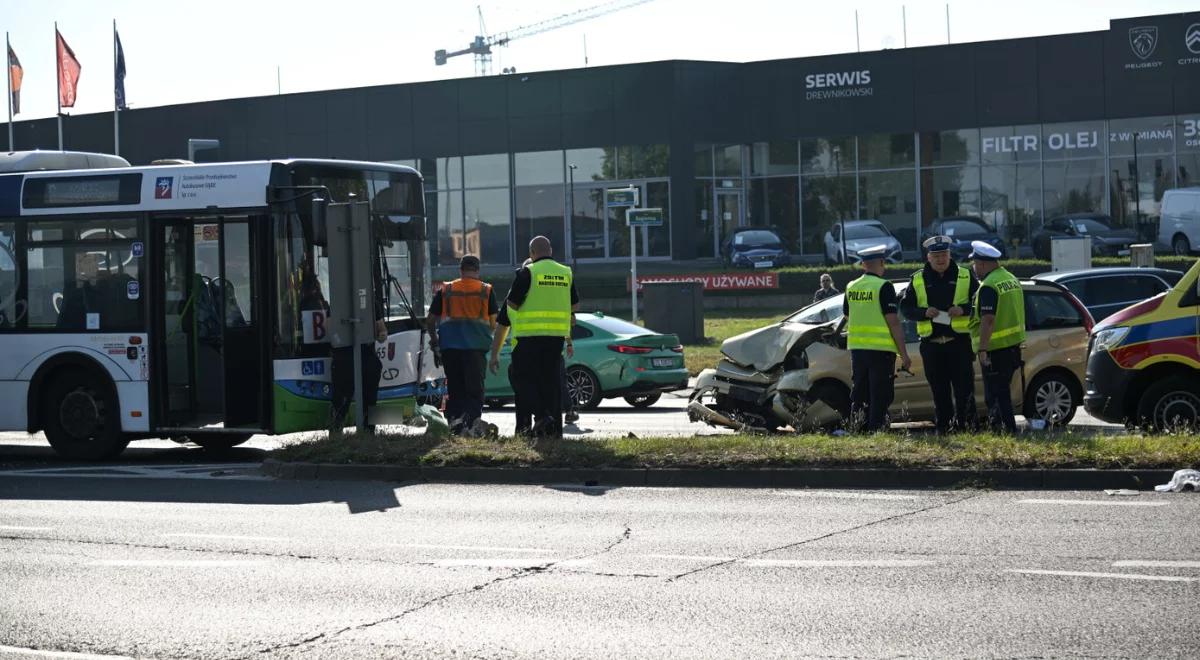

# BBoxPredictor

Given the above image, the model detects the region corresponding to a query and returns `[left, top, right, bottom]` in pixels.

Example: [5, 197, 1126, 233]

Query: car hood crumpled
[719, 320, 835, 372]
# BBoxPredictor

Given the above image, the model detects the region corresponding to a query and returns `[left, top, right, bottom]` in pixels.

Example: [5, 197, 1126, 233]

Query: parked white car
[822, 220, 903, 264]
[1158, 187, 1200, 255]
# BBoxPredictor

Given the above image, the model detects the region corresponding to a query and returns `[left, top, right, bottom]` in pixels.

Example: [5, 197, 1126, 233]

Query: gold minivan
[689, 280, 1094, 431]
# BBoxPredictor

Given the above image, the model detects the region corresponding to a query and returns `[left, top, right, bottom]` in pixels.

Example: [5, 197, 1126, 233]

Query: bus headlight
[1091, 327, 1130, 354]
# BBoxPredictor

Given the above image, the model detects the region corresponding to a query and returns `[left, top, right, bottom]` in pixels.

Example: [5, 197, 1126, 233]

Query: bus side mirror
[309, 197, 329, 247]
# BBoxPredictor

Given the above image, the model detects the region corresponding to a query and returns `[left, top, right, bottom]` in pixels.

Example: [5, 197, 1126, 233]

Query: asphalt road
[1, 470, 1197, 659]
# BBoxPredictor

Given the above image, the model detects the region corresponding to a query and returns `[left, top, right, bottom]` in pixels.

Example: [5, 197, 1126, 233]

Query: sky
[1, 0, 1197, 121]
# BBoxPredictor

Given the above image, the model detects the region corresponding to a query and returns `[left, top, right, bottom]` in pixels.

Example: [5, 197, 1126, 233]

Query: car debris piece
[1154, 469, 1200, 493]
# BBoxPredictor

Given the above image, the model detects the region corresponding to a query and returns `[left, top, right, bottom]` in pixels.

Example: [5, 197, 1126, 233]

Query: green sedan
[485, 312, 689, 409]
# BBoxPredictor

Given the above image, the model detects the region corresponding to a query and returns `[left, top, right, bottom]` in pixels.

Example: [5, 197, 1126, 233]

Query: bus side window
[0, 225, 16, 328]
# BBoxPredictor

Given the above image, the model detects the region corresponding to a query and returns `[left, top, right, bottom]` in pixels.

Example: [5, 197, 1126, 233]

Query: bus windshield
[274, 165, 429, 359]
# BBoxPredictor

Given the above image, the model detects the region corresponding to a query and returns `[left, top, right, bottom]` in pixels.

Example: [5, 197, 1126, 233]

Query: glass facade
[409, 116, 1200, 268]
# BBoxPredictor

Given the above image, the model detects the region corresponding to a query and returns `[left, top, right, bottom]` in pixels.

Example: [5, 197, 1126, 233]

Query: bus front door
[157, 218, 266, 432]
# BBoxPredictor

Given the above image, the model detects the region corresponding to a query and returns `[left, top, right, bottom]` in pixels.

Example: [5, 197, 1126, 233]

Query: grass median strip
[272, 430, 1200, 470]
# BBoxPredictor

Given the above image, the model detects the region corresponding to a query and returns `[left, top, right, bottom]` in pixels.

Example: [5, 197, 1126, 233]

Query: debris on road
[1154, 469, 1200, 493]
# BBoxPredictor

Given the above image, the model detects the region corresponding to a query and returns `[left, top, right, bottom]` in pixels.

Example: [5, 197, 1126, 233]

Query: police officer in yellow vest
[506, 236, 579, 439]
[426, 254, 499, 436]
[968, 240, 1025, 434]
[842, 245, 912, 432]
[900, 235, 979, 433]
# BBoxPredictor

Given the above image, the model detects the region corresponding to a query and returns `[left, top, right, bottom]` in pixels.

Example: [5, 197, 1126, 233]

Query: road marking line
[90, 560, 267, 568]
[0, 525, 52, 532]
[1113, 560, 1200, 569]
[778, 492, 922, 501]
[740, 559, 935, 568]
[1007, 569, 1198, 583]
[1018, 499, 1168, 507]
[162, 533, 290, 542]
[643, 554, 735, 562]
[427, 558, 585, 568]
[396, 543, 556, 553]
[0, 644, 134, 659]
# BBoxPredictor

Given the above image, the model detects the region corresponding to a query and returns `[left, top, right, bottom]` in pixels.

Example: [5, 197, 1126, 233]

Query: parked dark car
[920, 216, 1007, 261]
[1033, 267, 1183, 321]
[721, 228, 790, 268]
[1032, 214, 1137, 260]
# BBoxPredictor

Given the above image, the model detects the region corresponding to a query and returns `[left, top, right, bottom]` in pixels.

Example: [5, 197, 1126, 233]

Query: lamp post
[833, 145, 846, 263]
[1132, 131, 1141, 233]
[568, 163, 577, 269]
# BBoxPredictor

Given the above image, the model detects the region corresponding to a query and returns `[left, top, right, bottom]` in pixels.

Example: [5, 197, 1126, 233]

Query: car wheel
[189, 433, 252, 451]
[1172, 235, 1192, 256]
[566, 366, 603, 410]
[1022, 370, 1079, 427]
[41, 369, 129, 460]
[1137, 377, 1200, 433]
[624, 393, 661, 408]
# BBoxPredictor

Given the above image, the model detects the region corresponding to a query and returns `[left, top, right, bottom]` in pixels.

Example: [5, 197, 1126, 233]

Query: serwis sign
[804, 69, 873, 101]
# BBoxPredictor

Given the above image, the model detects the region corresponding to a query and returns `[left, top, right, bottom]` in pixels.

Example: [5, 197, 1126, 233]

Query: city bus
[0, 157, 441, 459]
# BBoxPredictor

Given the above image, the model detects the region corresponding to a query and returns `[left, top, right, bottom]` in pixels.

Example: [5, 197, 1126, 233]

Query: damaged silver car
[688, 281, 1092, 433]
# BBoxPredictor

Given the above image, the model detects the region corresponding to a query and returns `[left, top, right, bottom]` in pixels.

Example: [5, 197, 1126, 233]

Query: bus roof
[0, 150, 132, 173]
[0, 158, 421, 217]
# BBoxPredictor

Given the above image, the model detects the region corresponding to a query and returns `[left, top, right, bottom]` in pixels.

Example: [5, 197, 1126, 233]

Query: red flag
[7, 43, 21, 114]
[56, 29, 81, 108]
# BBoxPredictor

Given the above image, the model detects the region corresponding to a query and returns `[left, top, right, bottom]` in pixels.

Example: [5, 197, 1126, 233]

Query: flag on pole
[6, 43, 20, 114]
[114, 28, 126, 111]
[56, 29, 81, 108]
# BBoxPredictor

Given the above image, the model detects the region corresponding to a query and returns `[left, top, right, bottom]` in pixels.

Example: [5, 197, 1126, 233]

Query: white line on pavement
[162, 533, 290, 542]
[1018, 499, 1168, 507]
[396, 543, 556, 553]
[1007, 569, 1198, 583]
[425, 558, 591, 568]
[1113, 560, 1200, 568]
[0, 644, 134, 659]
[778, 491, 922, 501]
[643, 554, 735, 562]
[740, 559, 935, 568]
[90, 560, 267, 568]
[0, 525, 52, 532]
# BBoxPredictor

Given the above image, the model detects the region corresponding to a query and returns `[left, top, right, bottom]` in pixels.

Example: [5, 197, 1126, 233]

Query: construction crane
[435, 0, 655, 76]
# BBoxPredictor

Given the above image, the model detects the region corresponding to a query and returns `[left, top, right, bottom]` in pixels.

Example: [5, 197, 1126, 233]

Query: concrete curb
[260, 459, 1173, 491]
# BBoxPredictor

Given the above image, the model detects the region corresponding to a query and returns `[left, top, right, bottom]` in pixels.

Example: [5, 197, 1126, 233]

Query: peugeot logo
[1187, 23, 1200, 55]
[1129, 26, 1158, 60]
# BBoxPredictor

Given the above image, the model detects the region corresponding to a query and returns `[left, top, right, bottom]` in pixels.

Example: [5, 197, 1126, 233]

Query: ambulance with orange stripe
[1084, 258, 1200, 431]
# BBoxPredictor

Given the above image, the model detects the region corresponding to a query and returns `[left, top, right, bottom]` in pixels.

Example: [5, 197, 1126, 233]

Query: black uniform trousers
[441, 348, 487, 431]
[981, 345, 1022, 434]
[918, 336, 976, 433]
[511, 336, 565, 437]
[849, 349, 896, 432]
[509, 363, 532, 434]
[331, 344, 383, 429]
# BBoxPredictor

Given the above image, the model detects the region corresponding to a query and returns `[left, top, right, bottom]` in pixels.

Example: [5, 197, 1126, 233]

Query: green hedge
[546, 256, 1200, 301]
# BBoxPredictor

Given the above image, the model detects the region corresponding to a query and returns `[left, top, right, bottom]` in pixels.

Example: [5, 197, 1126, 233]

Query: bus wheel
[189, 434, 253, 451]
[42, 371, 128, 460]
[1138, 378, 1200, 433]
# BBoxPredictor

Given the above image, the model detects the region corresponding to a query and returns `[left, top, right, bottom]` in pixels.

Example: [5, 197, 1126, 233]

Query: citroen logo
[1186, 23, 1200, 55]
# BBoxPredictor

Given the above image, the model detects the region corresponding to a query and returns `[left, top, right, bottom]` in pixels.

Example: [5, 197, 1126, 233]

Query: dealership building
[5, 11, 1200, 271]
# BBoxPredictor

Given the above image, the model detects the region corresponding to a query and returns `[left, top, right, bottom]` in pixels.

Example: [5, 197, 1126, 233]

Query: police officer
[506, 236, 579, 439]
[900, 235, 979, 433]
[843, 245, 912, 432]
[968, 240, 1025, 434]
[427, 254, 498, 435]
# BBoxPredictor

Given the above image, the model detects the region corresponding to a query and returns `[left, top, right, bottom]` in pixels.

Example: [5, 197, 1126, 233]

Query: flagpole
[6, 32, 12, 152]
[55, 22, 62, 151]
[113, 20, 119, 157]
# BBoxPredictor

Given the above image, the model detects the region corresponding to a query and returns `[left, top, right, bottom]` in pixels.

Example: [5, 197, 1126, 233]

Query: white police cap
[856, 244, 890, 261]
[922, 235, 953, 252]
[968, 240, 1002, 261]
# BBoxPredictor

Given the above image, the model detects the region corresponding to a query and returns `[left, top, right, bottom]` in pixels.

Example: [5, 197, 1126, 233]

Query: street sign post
[607, 186, 644, 322]
[325, 199, 375, 435]
[625, 208, 663, 323]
